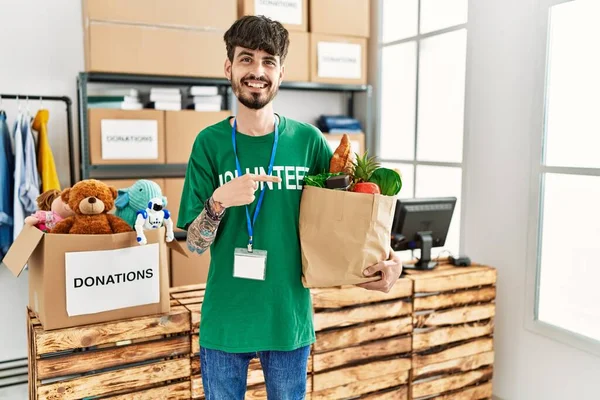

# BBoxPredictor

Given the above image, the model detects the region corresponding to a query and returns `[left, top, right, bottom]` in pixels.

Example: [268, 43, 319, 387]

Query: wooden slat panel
[311, 279, 412, 308]
[315, 317, 412, 353]
[413, 338, 493, 368]
[413, 270, 497, 294]
[247, 359, 265, 386]
[35, 310, 190, 354]
[411, 367, 493, 399]
[103, 381, 191, 399]
[307, 354, 313, 374]
[413, 352, 494, 380]
[178, 297, 204, 305]
[432, 381, 493, 400]
[37, 358, 190, 400]
[186, 303, 202, 329]
[313, 371, 409, 400]
[191, 357, 200, 375]
[361, 386, 409, 400]
[313, 336, 411, 372]
[414, 304, 496, 328]
[414, 287, 496, 311]
[413, 320, 494, 351]
[171, 290, 204, 299]
[313, 358, 410, 391]
[37, 336, 190, 379]
[245, 385, 267, 400]
[192, 334, 200, 355]
[27, 310, 37, 400]
[314, 300, 412, 331]
[191, 375, 204, 399]
[404, 265, 490, 279]
[170, 283, 206, 293]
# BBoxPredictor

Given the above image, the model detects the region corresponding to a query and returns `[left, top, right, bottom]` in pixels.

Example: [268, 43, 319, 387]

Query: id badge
[234, 248, 267, 281]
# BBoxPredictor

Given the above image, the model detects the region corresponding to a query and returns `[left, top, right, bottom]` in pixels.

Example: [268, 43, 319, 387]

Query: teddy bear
[24, 188, 75, 232]
[49, 179, 133, 234]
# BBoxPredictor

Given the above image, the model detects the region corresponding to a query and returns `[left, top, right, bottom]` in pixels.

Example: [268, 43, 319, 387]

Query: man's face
[225, 47, 284, 110]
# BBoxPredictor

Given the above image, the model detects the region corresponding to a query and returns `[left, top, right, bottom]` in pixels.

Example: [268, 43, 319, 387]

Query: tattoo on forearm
[187, 208, 221, 254]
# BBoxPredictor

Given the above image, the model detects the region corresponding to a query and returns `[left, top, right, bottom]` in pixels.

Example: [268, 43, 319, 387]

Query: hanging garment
[20, 114, 40, 215]
[33, 109, 60, 192]
[0, 110, 15, 258]
[12, 113, 25, 240]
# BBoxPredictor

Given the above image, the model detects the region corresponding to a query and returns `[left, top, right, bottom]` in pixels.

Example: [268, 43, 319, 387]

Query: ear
[114, 189, 130, 209]
[109, 185, 118, 200]
[224, 58, 232, 81]
[61, 188, 71, 204]
[279, 64, 285, 85]
[162, 196, 168, 208]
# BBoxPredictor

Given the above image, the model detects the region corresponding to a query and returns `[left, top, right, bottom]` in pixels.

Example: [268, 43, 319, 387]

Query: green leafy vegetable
[304, 172, 343, 188]
[368, 167, 402, 196]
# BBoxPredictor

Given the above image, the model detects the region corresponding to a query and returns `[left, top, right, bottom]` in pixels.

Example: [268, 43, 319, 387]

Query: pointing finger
[250, 174, 282, 183]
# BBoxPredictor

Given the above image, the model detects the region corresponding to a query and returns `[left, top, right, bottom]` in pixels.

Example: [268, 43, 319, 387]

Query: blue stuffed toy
[114, 180, 174, 244]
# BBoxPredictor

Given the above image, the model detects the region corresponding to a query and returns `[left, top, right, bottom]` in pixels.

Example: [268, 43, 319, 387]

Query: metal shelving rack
[76, 71, 372, 181]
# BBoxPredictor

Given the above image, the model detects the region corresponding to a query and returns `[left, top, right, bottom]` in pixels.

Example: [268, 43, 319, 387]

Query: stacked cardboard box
[238, 0, 310, 82]
[83, 0, 237, 77]
[309, 0, 370, 85]
[87, 109, 232, 167]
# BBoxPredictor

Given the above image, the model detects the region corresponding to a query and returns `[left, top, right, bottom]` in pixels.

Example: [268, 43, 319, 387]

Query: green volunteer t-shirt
[177, 115, 333, 353]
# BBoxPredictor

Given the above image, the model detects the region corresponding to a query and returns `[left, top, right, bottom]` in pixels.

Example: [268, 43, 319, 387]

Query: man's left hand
[356, 250, 403, 293]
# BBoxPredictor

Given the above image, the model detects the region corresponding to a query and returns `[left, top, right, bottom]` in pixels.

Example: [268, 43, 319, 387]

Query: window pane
[420, 0, 468, 34]
[380, 42, 417, 161]
[544, 1, 600, 169]
[415, 165, 462, 258]
[538, 173, 600, 341]
[381, 162, 414, 199]
[417, 29, 467, 163]
[382, 0, 418, 43]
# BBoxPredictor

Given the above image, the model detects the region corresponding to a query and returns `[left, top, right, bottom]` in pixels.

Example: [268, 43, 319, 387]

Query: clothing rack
[0, 94, 75, 186]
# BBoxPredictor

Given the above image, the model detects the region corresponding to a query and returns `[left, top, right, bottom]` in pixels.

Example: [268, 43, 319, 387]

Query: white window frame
[374, 0, 469, 254]
[524, 0, 600, 357]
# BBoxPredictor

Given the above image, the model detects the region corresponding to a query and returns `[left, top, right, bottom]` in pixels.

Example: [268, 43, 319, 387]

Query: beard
[231, 72, 280, 110]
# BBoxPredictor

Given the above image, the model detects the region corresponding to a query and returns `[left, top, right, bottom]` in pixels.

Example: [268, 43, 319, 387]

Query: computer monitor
[391, 197, 457, 270]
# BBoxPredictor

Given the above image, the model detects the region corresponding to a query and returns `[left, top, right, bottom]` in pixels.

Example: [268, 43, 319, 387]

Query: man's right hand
[212, 174, 282, 208]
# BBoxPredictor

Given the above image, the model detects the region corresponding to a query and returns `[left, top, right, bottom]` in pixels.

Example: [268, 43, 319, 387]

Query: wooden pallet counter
[310, 279, 413, 400]
[404, 263, 497, 400]
[27, 302, 192, 400]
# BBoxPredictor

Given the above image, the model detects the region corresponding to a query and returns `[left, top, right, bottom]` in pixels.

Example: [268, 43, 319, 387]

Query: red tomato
[352, 182, 381, 194]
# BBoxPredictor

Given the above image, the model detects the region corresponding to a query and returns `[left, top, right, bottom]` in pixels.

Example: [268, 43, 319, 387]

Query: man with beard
[177, 15, 402, 399]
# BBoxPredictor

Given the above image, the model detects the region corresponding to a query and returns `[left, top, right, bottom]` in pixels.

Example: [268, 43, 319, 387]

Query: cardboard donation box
[299, 186, 396, 288]
[310, 33, 368, 85]
[1, 225, 185, 330]
[239, 0, 308, 32]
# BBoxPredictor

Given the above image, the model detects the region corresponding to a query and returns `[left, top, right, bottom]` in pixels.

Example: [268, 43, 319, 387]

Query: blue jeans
[200, 345, 311, 400]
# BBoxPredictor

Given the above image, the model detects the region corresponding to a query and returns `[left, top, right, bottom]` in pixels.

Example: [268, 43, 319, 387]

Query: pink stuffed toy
[24, 189, 75, 232]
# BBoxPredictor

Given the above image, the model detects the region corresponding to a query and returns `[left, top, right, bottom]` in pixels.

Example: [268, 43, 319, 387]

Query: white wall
[0, 0, 346, 364]
[0, 0, 84, 363]
[463, 0, 600, 399]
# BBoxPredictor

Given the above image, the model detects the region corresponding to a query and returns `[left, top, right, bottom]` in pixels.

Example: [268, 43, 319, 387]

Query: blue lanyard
[232, 117, 279, 252]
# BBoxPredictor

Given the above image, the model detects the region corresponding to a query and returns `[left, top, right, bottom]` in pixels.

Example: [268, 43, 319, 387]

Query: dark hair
[224, 15, 290, 63]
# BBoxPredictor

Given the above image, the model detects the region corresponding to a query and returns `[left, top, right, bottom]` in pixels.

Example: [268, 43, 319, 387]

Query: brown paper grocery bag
[299, 186, 397, 288]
